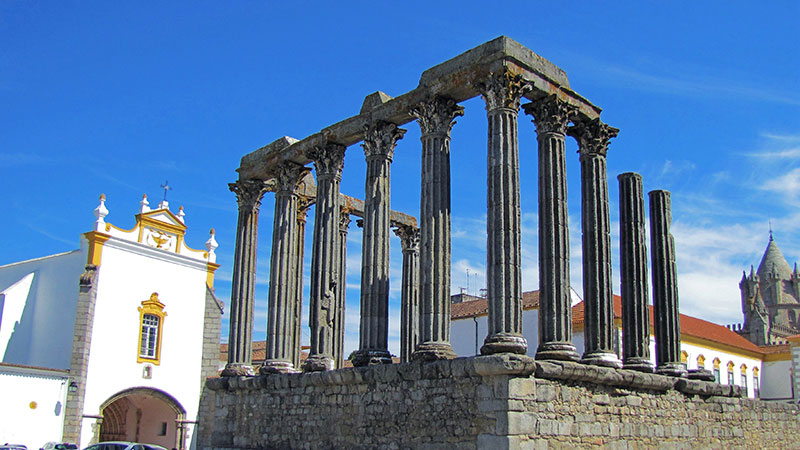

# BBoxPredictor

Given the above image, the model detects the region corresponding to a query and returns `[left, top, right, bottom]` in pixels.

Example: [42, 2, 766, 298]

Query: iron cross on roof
[160, 180, 172, 202]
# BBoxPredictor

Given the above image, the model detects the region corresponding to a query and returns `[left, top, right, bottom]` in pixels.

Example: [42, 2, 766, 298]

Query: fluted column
[476, 68, 530, 355]
[221, 179, 268, 377]
[352, 122, 406, 366]
[334, 208, 351, 369]
[522, 95, 579, 361]
[303, 142, 346, 372]
[409, 96, 463, 362]
[261, 163, 308, 374]
[649, 190, 686, 377]
[568, 118, 621, 368]
[394, 225, 420, 363]
[291, 197, 313, 370]
[618, 173, 654, 372]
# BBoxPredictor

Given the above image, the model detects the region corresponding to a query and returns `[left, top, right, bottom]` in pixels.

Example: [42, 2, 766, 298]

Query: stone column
[291, 197, 313, 370]
[618, 173, 654, 372]
[222, 179, 268, 376]
[476, 68, 530, 355]
[334, 208, 351, 369]
[568, 118, 621, 368]
[649, 190, 686, 377]
[261, 163, 307, 374]
[303, 142, 346, 372]
[409, 96, 463, 362]
[394, 225, 420, 363]
[522, 95, 579, 361]
[352, 122, 406, 366]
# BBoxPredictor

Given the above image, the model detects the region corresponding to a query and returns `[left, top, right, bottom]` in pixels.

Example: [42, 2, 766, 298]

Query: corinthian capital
[567, 118, 619, 159]
[409, 96, 464, 136]
[307, 142, 346, 180]
[522, 95, 578, 136]
[393, 225, 420, 252]
[476, 67, 532, 111]
[228, 179, 269, 213]
[362, 121, 407, 161]
[271, 161, 310, 194]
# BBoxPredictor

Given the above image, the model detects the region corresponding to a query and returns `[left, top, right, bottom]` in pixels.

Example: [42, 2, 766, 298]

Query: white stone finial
[205, 228, 218, 263]
[157, 199, 169, 210]
[139, 194, 151, 214]
[177, 205, 186, 224]
[94, 193, 109, 232]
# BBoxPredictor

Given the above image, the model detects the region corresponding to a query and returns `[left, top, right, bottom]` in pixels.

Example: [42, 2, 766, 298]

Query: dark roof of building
[757, 235, 794, 280]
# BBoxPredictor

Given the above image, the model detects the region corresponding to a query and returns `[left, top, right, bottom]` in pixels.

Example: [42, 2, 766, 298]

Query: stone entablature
[198, 355, 800, 449]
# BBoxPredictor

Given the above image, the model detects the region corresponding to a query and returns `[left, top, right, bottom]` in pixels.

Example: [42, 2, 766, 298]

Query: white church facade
[0, 194, 222, 449]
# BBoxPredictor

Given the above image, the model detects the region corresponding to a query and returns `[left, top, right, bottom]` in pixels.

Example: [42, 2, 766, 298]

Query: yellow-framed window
[137, 293, 167, 365]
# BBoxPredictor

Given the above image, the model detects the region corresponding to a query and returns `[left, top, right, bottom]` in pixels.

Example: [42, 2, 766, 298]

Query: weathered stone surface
[199, 356, 800, 449]
[395, 224, 420, 363]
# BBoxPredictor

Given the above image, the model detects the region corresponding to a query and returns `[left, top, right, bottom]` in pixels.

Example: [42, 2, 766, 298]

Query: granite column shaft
[409, 96, 463, 361]
[303, 143, 346, 372]
[222, 179, 267, 377]
[395, 225, 420, 363]
[568, 118, 621, 367]
[261, 164, 307, 374]
[353, 122, 405, 366]
[334, 209, 350, 369]
[477, 69, 529, 355]
[649, 189, 686, 377]
[291, 199, 312, 370]
[618, 173, 654, 372]
[523, 95, 579, 361]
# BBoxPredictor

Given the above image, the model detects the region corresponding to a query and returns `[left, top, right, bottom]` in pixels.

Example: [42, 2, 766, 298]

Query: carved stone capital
[296, 196, 314, 224]
[362, 121, 406, 161]
[476, 67, 532, 111]
[522, 95, 577, 136]
[271, 162, 310, 194]
[567, 118, 619, 159]
[409, 96, 464, 136]
[339, 209, 351, 233]
[393, 225, 420, 252]
[228, 179, 269, 212]
[308, 142, 346, 180]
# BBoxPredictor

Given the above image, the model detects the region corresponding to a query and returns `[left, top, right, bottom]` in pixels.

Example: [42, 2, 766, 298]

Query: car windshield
[55, 446, 78, 450]
[83, 445, 129, 450]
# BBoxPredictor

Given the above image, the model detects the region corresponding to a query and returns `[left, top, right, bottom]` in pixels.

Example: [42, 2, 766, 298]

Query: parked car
[0, 445, 27, 450]
[82, 443, 166, 450]
[41, 443, 78, 450]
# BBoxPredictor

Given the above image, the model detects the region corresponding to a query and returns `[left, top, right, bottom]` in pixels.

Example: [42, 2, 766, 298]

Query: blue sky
[2, 2, 798, 356]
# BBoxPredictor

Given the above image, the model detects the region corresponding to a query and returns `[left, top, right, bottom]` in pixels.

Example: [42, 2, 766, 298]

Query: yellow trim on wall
[764, 351, 792, 362]
[697, 354, 706, 368]
[84, 231, 110, 265]
[206, 262, 220, 289]
[680, 335, 764, 360]
[137, 293, 167, 365]
[713, 357, 721, 369]
[680, 350, 688, 363]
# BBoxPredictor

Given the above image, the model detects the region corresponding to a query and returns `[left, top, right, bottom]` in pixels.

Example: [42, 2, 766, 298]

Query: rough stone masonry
[203, 36, 800, 448]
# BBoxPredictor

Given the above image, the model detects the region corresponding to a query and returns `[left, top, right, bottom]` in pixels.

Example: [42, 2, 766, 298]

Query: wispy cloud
[0, 152, 55, 168]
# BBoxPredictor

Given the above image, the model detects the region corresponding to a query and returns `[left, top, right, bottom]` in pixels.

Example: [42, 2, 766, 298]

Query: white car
[82, 443, 167, 450]
[41, 443, 78, 450]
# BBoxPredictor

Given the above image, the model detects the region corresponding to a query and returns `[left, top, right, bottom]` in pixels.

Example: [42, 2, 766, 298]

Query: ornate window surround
[137, 293, 167, 365]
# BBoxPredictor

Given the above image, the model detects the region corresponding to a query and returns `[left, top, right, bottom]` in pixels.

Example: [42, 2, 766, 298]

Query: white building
[0, 194, 222, 449]
[451, 291, 791, 400]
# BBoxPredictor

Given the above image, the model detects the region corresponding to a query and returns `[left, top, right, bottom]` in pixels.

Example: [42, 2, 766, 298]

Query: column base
[302, 355, 334, 372]
[351, 349, 393, 367]
[535, 342, 580, 361]
[622, 357, 655, 373]
[656, 362, 687, 377]
[580, 351, 622, 368]
[687, 368, 715, 381]
[220, 363, 255, 377]
[259, 360, 299, 375]
[480, 333, 528, 355]
[411, 342, 457, 362]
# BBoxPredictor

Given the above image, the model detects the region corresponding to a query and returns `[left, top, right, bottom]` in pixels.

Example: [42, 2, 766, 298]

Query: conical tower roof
[757, 234, 793, 280]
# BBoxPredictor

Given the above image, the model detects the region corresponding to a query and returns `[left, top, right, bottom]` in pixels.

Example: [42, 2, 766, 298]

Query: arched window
[753, 367, 760, 397]
[697, 355, 706, 370]
[138, 293, 167, 365]
[727, 361, 735, 385]
[713, 358, 721, 383]
[740, 364, 748, 392]
[681, 350, 689, 364]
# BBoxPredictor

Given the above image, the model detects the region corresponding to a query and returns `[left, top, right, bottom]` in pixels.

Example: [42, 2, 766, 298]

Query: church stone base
[197, 354, 800, 449]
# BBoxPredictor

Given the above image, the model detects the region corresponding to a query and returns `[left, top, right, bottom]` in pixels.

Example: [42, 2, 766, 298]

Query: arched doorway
[98, 387, 186, 448]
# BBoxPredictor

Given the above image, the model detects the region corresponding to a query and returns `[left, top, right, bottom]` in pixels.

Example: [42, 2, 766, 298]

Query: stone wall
[197, 355, 800, 449]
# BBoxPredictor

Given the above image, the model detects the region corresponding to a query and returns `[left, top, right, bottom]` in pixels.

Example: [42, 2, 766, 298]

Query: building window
[753, 368, 760, 397]
[681, 350, 689, 365]
[740, 364, 748, 393]
[137, 293, 167, 365]
[727, 361, 735, 385]
[713, 358, 721, 383]
[697, 354, 706, 370]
